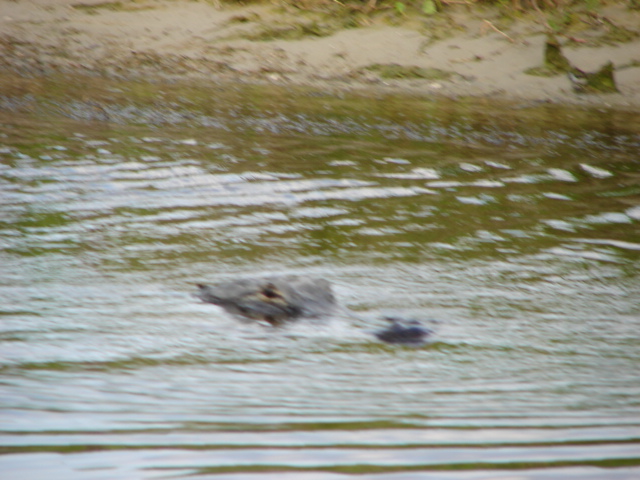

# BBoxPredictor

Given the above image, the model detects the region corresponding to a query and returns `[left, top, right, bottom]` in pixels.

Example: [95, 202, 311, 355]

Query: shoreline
[2, 0, 640, 112]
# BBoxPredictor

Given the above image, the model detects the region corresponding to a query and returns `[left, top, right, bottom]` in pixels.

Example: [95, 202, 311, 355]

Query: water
[1, 78, 639, 479]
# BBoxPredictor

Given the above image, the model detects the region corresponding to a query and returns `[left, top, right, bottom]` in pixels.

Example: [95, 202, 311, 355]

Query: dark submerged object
[374, 317, 433, 346]
[196, 275, 336, 325]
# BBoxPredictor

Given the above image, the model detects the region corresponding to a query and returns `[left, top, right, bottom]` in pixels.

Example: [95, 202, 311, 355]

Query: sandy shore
[2, 0, 640, 110]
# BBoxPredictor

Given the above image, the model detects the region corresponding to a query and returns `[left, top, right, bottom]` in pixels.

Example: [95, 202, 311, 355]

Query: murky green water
[1, 77, 639, 479]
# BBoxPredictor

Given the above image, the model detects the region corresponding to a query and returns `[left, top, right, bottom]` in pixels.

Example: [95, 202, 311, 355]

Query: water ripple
[1, 86, 639, 479]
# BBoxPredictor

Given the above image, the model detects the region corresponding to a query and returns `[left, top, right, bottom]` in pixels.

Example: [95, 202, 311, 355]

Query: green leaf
[395, 2, 406, 16]
[422, 0, 437, 15]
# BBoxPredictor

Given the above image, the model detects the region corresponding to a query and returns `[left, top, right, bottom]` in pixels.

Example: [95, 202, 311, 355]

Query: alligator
[373, 317, 433, 346]
[196, 275, 336, 326]
[195, 274, 433, 345]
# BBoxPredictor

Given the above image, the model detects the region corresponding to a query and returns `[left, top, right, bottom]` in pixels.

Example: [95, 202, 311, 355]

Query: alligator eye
[261, 283, 283, 299]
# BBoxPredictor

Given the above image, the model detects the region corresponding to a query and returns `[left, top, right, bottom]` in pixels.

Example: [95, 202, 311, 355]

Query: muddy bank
[1, 0, 640, 111]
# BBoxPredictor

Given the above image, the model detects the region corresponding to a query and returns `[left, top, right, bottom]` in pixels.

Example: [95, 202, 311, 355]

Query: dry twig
[483, 20, 516, 43]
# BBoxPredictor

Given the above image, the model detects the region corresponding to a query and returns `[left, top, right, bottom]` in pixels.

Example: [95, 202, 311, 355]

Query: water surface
[1, 78, 639, 479]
